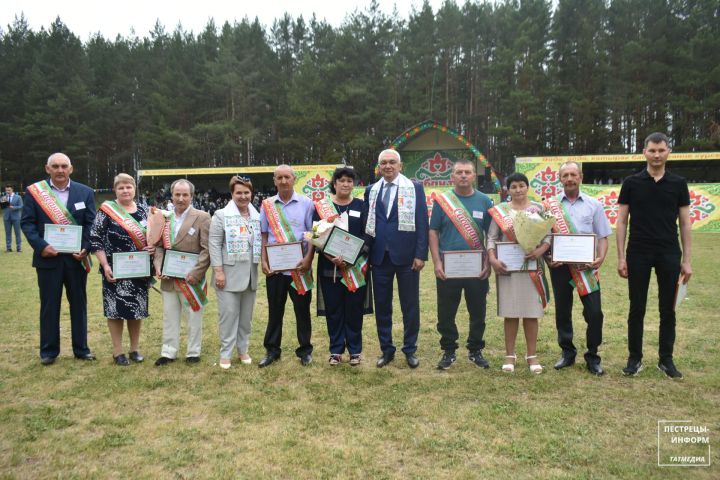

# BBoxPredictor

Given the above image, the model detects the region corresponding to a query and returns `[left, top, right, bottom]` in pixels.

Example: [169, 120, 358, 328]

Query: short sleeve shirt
[429, 190, 493, 252]
[618, 169, 690, 252]
[558, 191, 612, 238]
[260, 192, 314, 275]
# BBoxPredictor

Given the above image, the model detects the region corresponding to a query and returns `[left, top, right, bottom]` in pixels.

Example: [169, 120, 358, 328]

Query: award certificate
[443, 250, 483, 278]
[551, 234, 596, 264]
[44, 224, 82, 253]
[113, 251, 151, 279]
[496, 242, 537, 272]
[266, 242, 304, 272]
[162, 250, 199, 278]
[323, 227, 364, 265]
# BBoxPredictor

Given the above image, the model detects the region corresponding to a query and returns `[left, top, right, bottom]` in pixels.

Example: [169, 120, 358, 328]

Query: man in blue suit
[21, 153, 97, 365]
[2, 184, 23, 252]
[364, 149, 428, 368]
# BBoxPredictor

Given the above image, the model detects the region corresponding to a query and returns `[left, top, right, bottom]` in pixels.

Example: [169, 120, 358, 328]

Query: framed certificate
[113, 251, 151, 279]
[266, 241, 304, 272]
[323, 227, 364, 265]
[551, 234, 596, 264]
[161, 250, 199, 278]
[443, 250, 483, 278]
[44, 224, 82, 253]
[496, 242, 537, 272]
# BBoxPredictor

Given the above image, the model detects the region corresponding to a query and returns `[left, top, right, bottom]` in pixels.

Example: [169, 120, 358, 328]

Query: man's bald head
[47, 152, 72, 166]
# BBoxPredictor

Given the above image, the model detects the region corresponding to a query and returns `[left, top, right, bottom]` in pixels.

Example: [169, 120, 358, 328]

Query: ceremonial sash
[314, 198, 368, 292]
[99, 201, 147, 250]
[432, 190, 484, 250]
[488, 203, 550, 308]
[365, 173, 417, 236]
[162, 213, 208, 312]
[543, 196, 600, 297]
[27, 180, 92, 273]
[262, 198, 314, 294]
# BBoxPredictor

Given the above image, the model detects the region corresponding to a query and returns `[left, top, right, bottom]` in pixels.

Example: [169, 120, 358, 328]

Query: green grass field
[0, 233, 717, 479]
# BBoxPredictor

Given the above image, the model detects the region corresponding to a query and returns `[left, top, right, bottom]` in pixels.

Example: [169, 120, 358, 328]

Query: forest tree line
[0, 0, 718, 189]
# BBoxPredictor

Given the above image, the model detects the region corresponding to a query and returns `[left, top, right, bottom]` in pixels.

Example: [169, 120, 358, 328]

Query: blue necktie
[382, 183, 394, 215]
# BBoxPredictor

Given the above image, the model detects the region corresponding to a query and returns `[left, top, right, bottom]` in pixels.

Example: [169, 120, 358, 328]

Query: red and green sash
[162, 213, 208, 312]
[100, 201, 147, 250]
[543, 196, 600, 297]
[488, 203, 550, 308]
[432, 190, 484, 249]
[263, 198, 314, 294]
[314, 198, 368, 292]
[27, 180, 92, 273]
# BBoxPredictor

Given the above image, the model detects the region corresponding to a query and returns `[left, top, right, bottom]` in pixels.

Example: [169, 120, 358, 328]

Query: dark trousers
[4, 218, 21, 250]
[626, 250, 681, 362]
[436, 277, 488, 352]
[36, 263, 91, 359]
[372, 253, 420, 355]
[320, 276, 364, 355]
[264, 273, 313, 358]
[549, 265, 603, 364]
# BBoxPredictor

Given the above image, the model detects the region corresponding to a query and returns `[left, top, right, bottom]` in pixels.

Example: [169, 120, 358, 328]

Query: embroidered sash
[99, 201, 147, 250]
[223, 201, 261, 263]
[488, 202, 550, 308]
[27, 180, 92, 273]
[262, 198, 314, 294]
[365, 173, 416, 236]
[543, 196, 600, 297]
[314, 198, 368, 292]
[432, 190, 484, 250]
[162, 212, 208, 312]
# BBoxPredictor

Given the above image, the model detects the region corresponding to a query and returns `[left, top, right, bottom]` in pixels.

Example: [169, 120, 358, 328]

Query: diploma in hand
[266, 242, 304, 272]
[113, 251, 151, 279]
[322, 227, 364, 265]
[44, 224, 82, 253]
[162, 250, 199, 278]
[496, 242, 537, 272]
[551, 234, 596, 264]
[443, 250, 483, 278]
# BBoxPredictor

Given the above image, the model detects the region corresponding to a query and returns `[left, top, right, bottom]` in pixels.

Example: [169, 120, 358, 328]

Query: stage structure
[516, 153, 720, 232]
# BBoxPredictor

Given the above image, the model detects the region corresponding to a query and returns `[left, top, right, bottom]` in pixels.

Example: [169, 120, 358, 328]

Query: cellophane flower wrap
[511, 209, 556, 253]
[304, 212, 349, 251]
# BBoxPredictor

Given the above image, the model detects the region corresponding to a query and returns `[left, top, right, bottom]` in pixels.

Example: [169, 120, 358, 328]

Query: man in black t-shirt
[616, 132, 693, 379]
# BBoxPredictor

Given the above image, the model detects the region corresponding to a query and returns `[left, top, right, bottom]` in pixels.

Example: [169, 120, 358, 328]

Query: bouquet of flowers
[511, 209, 556, 253]
[304, 212, 349, 251]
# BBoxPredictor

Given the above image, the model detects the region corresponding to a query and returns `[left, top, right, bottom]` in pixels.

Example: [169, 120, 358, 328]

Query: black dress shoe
[154, 356, 175, 366]
[113, 354, 130, 366]
[40, 357, 56, 366]
[376, 352, 395, 368]
[587, 363, 604, 376]
[185, 356, 200, 364]
[75, 353, 96, 361]
[258, 354, 279, 368]
[300, 354, 312, 366]
[128, 351, 144, 363]
[405, 353, 420, 369]
[553, 356, 576, 370]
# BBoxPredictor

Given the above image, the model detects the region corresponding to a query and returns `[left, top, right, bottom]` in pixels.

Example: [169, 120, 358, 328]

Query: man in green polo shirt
[429, 159, 494, 370]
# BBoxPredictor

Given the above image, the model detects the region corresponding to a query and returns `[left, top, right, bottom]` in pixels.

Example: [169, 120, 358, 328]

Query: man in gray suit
[208, 176, 261, 369]
[2, 184, 23, 252]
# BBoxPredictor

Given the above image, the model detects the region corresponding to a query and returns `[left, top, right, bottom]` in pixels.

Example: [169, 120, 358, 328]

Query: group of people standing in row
[18, 131, 692, 378]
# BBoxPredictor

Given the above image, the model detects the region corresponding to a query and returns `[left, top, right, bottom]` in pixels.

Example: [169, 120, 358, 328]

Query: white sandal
[526, 355, 543, 374]
[502, 354, 516, 373]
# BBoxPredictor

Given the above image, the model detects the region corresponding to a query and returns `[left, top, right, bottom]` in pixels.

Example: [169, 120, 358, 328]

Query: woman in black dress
[313, 167, 372, 366]
[90, 173, 155, 365]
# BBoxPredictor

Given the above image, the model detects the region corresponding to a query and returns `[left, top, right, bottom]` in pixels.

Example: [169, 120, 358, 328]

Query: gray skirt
[496, 272, 545, 319]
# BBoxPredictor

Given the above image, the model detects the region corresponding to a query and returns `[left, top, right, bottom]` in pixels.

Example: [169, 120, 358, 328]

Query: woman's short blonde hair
[113, 173, 136, 189]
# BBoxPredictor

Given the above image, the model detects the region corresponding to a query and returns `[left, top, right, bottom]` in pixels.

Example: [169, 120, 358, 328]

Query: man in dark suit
[2, 184, 23, 252]
[364, 149, 428, 368]
[21, 153, 97, 365]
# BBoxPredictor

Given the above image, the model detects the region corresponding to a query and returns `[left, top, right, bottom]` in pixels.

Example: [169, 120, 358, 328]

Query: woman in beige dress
[487, 173, 551, 374]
